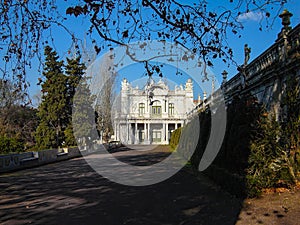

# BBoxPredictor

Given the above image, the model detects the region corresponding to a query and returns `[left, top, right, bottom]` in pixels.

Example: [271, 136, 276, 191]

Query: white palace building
[113, 78, 196, 144]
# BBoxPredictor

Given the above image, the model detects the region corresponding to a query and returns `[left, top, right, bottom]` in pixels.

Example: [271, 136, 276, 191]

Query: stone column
[148, 122, 151, 144]
[118, 123, 121, 141]
[126, 122, 129, 144]
[175, 123, 178, 130]
[163, 123, 166, 144]
[166, 123, 169, 144]
[144, 123, 147, 143]
[135, 122, 138, 144]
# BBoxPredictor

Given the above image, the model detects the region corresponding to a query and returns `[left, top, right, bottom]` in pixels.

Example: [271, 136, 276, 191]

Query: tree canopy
[0, 79, 38, 153]
[35, 46, 69, 149]
[0, 0, 290, 91]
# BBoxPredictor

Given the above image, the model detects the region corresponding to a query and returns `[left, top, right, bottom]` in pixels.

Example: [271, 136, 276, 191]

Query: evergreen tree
[72, 78, 96, 147]
[35, 46, 68, 149]
[65, 57, 86, 105]
[64, 57, 87, 146]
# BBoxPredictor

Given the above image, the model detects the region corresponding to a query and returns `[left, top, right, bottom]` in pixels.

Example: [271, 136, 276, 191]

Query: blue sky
[19, 0, 300, 104]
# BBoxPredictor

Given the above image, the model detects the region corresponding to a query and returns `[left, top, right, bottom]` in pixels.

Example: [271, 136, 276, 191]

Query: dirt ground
[236, 187, 300, 225]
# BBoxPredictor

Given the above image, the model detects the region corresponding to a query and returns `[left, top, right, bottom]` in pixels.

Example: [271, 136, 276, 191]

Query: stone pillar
[148, 122, 151, 144]
[126, 122, 129, 144]
[175, 123, 178, 130]
[135, 123, 138, 144]
[166, 123, 169, 144]
[163, 123, 166, 144]
[118, 123, 121, 141]
[144, 123, 147, 143]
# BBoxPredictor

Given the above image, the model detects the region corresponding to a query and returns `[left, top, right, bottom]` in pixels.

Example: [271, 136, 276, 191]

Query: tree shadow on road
[0, 149, 243, 225]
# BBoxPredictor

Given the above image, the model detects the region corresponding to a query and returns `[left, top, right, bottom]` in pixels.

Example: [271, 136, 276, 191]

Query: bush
[246, 113, 283, 197]
[169, 127, 182, 150]
[0, 136, 24, 154]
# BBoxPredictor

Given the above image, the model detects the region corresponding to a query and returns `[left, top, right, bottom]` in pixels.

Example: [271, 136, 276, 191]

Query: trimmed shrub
[169, 127, 182, 150]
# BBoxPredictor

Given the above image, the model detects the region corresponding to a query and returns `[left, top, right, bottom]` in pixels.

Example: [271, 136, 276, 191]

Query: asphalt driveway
[0, 145, 242, 225]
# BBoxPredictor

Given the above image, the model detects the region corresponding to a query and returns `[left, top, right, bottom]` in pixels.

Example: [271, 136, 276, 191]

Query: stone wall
[0, 148, 82, 173]
[0, 143, 113, 174]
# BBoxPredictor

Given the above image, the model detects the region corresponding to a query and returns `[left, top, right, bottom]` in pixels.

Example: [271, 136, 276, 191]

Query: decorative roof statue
[244, 44, 251, 66]
[279, 9, 293, 31]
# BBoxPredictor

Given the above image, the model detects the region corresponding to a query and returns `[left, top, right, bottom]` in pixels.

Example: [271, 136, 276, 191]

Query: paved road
[0, 145, 242, 225]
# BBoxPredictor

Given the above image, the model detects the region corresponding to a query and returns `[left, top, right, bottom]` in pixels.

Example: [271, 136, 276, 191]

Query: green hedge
[169, 127, 182, 150]
[188, 91, 300, 198]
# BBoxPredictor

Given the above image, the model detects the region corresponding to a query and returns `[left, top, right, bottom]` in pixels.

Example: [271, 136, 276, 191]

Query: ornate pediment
[150, 85, 168, 96]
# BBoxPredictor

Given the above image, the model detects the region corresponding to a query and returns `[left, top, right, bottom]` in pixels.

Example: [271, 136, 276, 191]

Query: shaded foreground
[0, 145, 241, 225]
[0, 145, 298, 224]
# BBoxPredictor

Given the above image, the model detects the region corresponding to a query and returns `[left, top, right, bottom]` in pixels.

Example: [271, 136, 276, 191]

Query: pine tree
[64, 57, 87, 146]
[35, 46, 68, 149]
[72, 78, 96, 147]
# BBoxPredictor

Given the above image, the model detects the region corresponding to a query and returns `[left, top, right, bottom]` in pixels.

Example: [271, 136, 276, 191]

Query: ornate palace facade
[113, 78, 195, 144]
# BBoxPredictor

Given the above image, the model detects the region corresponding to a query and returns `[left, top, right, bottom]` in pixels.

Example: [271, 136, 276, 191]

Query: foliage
[189, 77, 300, 198]
[0, 79, 24, 108]
[281, 76, 300, 160]
[35, 46, 69, 149]
[190, 107, 212, 169]
[169, 127, 181, 150]
[66, 0, 288, 73]
[0, 0, 76, 94]
[189, 96, 266, 197]
[215, 96, 261, 174]
[35, 46, 92, 149]
[95, 52, 117, 141]
[0, 136, 24, 154]
[64, 57, 87, 146]
[246, 112, 283, 197]
[0, 105, 38, 148]
[0, 80, 38, 153]
[0, 0, 289, 89]
[246, 76, 300, 197]
[72, 77, 96, 146]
